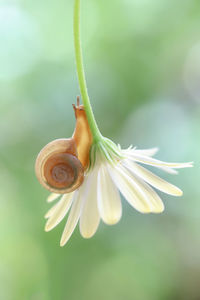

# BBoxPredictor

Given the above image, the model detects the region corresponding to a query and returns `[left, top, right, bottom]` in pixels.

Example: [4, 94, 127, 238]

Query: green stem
[74, 0, 102, 142]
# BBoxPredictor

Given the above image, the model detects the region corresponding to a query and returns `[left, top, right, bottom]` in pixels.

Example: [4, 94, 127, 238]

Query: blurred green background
[0, 0, 199, 299]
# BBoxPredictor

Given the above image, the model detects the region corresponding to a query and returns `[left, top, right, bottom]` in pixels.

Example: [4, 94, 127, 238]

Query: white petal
[126, 172, 164, 213]
[123, 150, 182, 174]
[47, 193, 60, 203]
[126, 147, 159, 157]
[97, 164, 122, 225]
[127, 152, 193, 169]
[45, 193, 73, 232]
[108, 164, 152, 213]
[45, 198, 62, 219]
[79, 170, 100, 238]
[145, 185, 164, 213]
[60, 191, 83, 247]
[157, 167, 178, 174]
[137, 153, 179, 174]
[123, 160, 183, 196]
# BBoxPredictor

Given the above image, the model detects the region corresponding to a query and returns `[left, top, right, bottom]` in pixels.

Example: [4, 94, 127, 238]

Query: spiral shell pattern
[35, 139, 84, 194]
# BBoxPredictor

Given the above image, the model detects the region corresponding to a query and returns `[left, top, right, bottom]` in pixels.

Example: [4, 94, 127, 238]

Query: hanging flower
[44, 140, 192, 246]
[35, 0, 193, 246]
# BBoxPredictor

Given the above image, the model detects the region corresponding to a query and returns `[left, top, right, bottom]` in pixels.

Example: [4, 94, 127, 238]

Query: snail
[35, 97, 93, 194]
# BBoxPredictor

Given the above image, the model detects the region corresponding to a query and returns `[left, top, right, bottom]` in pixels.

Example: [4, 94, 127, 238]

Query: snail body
[35, 99, 92, 194]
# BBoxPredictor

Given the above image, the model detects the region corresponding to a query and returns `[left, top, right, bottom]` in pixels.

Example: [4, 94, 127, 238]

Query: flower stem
[74, 0, 102, 142]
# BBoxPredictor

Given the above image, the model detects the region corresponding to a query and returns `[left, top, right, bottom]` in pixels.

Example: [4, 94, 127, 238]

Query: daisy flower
[35, 0, 193, 246]
[44, 140, 192, 246]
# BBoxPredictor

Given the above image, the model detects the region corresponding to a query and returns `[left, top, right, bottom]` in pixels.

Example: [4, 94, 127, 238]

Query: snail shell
[35, 138, 84, 193]
[35, 98, 93, 194]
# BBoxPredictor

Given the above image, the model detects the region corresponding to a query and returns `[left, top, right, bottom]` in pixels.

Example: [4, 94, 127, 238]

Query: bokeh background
[0, 0, 199, 299]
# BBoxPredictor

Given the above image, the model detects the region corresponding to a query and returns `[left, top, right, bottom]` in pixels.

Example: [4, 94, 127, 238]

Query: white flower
[44, 140, 192, 246]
